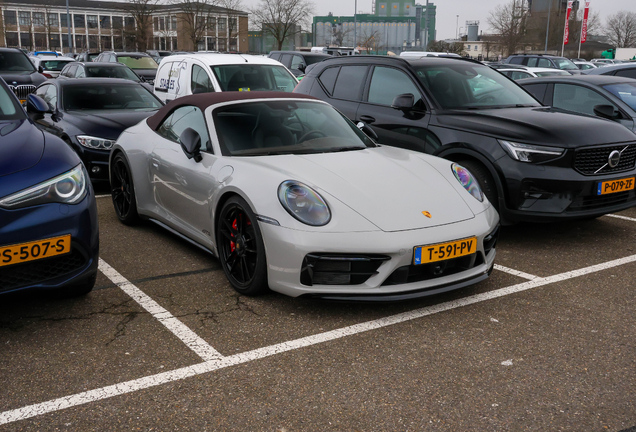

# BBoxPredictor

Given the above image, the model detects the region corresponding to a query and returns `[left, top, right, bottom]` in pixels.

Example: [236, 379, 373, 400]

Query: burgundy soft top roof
[146, 91, 318, 131]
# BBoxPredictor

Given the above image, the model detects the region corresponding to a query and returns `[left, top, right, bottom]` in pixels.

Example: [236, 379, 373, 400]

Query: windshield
[553, 58, 578, 70]
[116, 56, 158, 70]
[63, 84, 162, 111]
[41, 60, 73, 71]
[0, 51, 36, 73]
[88, 53, 100, 61]
[0, 83, 24, 120]
[214, 100, 374, 156]
[414, 63, 540, 109]
[212, 64, 297, 92]
[602, 83, 636, 111]
[85, 65, 140, 81]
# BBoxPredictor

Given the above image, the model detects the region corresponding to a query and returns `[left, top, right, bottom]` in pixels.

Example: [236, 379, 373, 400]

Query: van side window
[332, 66, 367, 101]
[191, 64, 214, 94]
[318, 66, 339, 95]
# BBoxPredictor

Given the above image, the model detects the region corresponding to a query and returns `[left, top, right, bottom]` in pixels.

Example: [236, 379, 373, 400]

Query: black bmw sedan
[294, 55, 636, 224]
[26, 78, 163, 182]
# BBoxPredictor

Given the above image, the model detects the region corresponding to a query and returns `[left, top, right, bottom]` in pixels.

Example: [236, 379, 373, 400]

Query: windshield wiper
[321, 146, 365, 153]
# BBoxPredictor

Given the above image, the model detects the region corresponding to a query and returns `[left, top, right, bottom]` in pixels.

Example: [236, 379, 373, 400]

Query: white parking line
[98, 259, 223, 362]
[3, 253, 636, 425]
[95, 194, 111, 199]
[493, 264, 540, 280]
[605, 214, 636, 223]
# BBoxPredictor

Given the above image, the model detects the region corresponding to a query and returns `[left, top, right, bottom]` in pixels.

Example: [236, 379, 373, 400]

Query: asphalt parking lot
[2, 192, 636, 431]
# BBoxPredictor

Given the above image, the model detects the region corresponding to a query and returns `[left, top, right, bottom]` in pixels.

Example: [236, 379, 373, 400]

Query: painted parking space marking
[606, 214, 636, 223]
[493, 264, 540, 280]
[3, 253, 636, 426]
[95, 194, 111, 199]
[98, 259, 223, 362]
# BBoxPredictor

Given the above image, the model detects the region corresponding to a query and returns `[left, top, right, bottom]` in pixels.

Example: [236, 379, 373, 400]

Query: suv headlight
[499, 140, 564, 163]
[0, 164, 87, 209]
[451, 164, 484, 202]
[77, 135, 116, 150]
[278, 180, 331, 226]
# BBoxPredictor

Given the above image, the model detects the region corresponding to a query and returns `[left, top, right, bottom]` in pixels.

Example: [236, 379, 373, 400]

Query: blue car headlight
[0, 164, 87, 209]
[451, 163, 484, 202]
[278, 180, 331, 226]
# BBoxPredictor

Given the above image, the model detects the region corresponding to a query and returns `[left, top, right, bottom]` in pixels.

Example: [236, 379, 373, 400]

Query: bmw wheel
[110, 153, 140, 225]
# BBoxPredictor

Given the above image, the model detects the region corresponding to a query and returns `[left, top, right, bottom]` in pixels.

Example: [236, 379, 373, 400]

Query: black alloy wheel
[217, 196, 268, 296]
[110, 153, 140, 225]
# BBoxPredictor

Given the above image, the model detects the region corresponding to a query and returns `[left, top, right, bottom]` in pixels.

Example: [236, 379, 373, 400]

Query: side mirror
[356, 121, 379, 141]
[26, 94, 50, 114]
[391, 93, 415, 111]
[179, 127, 202, 162]
[593, 104, 620, 120]
[38, 65, 44, 74]
[298, 64, 306, 73]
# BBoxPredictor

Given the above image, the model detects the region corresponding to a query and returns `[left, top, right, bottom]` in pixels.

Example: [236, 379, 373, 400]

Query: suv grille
[8, 84, 36, 100]
[574, 144, 636, 175]
[0, 249, 87, 293]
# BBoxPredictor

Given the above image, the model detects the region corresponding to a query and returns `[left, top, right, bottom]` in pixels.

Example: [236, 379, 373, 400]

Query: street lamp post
[354, 0, 357, 49]
[456, 15, 459, 40]
[66, 0, 73, 54]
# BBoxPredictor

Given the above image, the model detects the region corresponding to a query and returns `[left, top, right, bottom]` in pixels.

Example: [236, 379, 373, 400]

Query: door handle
[359, 115, 376, 124]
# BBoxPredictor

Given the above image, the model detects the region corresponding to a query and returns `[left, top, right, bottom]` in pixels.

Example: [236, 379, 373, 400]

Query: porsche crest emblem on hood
[422, 211, 432, 218]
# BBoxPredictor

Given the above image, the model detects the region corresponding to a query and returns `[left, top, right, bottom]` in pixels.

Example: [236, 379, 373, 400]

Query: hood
[252, 148, 475, 232]
[0, 120, 44, 178]
[431, 107, 636, 147]
[66, 110, 158, 141]
[0, 71, 47, 86]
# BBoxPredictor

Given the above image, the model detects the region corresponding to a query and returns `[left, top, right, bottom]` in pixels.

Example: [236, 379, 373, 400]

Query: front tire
[217, 196, 268, 296]
[110, 153, 140, 225]
[457, 159, 499, 210]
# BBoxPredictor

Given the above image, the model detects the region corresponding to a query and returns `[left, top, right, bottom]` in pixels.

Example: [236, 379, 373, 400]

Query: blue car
[0, 78, 98, 297]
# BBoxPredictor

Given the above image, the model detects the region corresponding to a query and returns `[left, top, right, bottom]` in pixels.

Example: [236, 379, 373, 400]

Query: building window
[62, 34, 71, 48]
[159, 17, 165, 31]
[87, 15, 98, 29]
[60, 13, 68, 28]
[18, 11, 31, 26]
[171, 16, 177, 30]
[125, 17, 135, 29]
[229, 37, 237, 51]
[101, 35, 112, 50]
[112, 16, 123, 29]
[100, 16, 110, 29]
[20, 32, 31, 48]
[34, 33, 46, 48]
[33, 12, 45, 26]
[160, 37, 166, 50]
[5, 32, 18, 47]
[218, 18, 226, 32]
[218, 37, 226, 51]
[74, 14, 85, 28]
[50, 34, 61, 50]
[207, 37, 216, 50]
[48, 13, 59, 27]
[113, 36, 123, 50]
[88, 35, 98, 49]
[153, 17, 158, 31]
[207, 17, 216, 32]
[75, 34, 87, 50]
[467, 45, 471, 50]
[229, 18, 237, 35]
[4, 11, 16, 26]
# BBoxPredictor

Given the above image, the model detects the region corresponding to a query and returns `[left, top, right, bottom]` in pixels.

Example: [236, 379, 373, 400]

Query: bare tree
[331, 24, 352, 46]
[605, 11, 636, 48]
[249, 0, 314, 51]
[427, 40, 466, 56]
[487, 0, 527, 56]
[357, 29, 381, 54]
[120, 0, 159, 52]
[173, 0, 217, 50]
[218, 0, 242, 50]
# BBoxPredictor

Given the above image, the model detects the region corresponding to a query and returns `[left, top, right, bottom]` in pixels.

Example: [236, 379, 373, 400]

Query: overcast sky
[241, 0, 635, 40]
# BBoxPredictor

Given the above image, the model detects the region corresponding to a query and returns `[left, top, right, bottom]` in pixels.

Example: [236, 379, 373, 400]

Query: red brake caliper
[230, 218, 238, 252]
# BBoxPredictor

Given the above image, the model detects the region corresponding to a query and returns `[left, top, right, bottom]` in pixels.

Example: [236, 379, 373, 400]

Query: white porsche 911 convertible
[110, 92, 499, 300]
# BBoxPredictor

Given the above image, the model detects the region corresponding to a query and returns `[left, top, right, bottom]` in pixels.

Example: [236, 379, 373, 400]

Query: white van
[153, 53, 298, 103]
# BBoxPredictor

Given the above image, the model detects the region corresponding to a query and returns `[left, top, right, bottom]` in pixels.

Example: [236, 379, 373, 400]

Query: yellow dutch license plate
[597, 177, 635, 195]
[0, 235, 71, 267]
[414, 237, 477, 265]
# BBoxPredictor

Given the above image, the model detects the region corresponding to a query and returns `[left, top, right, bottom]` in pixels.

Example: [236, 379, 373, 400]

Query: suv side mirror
[26, 94, 51, 114]
[179, 128, 202, 162]
[38, 65, 44, 74]
[298, 64, 306, 73]
[391, 93, 415, 111]
[593, 104, 621, 120]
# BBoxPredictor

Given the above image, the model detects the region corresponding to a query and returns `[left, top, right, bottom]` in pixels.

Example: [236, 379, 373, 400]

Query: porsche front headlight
[278, 180, 331, 226]
[77, 135, 116, 150]
[499, 140, 564, 163]
[0, 164, 87, 209]
[451, 163, 484, 202]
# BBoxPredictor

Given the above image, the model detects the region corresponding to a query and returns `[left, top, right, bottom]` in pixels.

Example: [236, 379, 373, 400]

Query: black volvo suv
[294, 56, 636, 224]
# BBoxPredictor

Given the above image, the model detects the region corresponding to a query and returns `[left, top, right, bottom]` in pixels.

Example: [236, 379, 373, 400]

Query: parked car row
[3, 49, 636, 302]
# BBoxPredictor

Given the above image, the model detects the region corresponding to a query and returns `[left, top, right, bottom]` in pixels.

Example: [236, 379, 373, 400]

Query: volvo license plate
[0, 235, 71, 267]
[597, 177, 635, 195]
[414, 237, 477, 265]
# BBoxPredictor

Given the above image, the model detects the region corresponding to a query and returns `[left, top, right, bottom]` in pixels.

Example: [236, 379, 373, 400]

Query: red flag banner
[564, 1, 573, 45]
[581, 1, 590, 44]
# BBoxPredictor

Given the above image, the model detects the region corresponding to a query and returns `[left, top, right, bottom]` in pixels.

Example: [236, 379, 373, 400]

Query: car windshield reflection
[213, 100, 375, 156]
[414, 63, 541, 110]
[63, 84, 162, 111]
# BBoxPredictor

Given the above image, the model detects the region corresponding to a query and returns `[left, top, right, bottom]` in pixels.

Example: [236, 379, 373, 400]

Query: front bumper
[0, 191, 99, 295]
[497, 154, 636, 223]
[259, 206, 499, 299]
[72, 143, 110, 183]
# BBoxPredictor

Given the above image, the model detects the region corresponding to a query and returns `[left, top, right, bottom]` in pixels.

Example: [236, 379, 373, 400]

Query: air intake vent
[300, 254, 390, 286]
